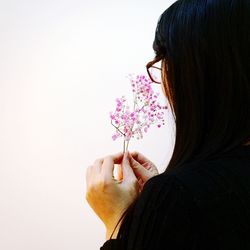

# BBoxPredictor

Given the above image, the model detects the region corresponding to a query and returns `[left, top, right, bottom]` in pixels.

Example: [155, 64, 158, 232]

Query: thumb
[121, 151, 137, 180]
[127, 152, 151, 183]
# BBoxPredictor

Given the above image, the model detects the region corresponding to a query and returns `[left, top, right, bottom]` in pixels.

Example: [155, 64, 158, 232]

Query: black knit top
[100, 145, 250, 250]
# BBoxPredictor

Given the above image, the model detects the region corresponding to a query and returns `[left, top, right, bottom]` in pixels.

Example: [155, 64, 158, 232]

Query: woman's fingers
[130, 151, 158, 174]
[142, 162, 152, 170]
[90, 151, 156, 187]
[93, 158, 103, 173]
[128, 152, 152, 182]
[116, 164, 123, 181]
[112, 151, 124, 163]
[130, 151, 155, 166]
[86, 158, 103, 185]
[100, 152, 124, 181]
[121, 152, 136, 179]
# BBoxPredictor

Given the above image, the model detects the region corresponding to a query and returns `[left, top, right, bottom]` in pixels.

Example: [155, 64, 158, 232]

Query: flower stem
[122, 139, 130, 153]
[123, 139, 126, 154]
[126, 140, 130, 152]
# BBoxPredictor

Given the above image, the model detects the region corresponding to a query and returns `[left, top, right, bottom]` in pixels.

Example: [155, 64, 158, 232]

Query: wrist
[104, 211, 125, 240]
[105, 222, 121, 240]
[105, 229, 117, 240]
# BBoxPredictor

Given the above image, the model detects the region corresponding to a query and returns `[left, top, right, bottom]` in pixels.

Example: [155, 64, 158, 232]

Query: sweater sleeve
[100, 173, 198, 250]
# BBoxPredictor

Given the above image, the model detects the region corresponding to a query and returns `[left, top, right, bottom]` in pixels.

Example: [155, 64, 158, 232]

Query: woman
[86, 0, 250, 249]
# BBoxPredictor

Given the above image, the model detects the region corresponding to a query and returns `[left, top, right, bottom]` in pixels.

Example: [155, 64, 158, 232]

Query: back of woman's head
[115, 0, 250, 242]
[153, 0, 250, 170]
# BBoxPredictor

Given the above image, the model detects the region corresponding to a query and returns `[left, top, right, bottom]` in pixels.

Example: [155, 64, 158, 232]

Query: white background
[0, 0, 176, 249]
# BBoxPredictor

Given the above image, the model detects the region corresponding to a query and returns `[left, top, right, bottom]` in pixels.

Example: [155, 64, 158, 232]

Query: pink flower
[112, 134, 118, 141]
[110, 73, 168, 151]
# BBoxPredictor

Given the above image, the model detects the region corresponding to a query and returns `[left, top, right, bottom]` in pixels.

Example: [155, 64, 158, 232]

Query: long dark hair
[111, 0, 250, 244]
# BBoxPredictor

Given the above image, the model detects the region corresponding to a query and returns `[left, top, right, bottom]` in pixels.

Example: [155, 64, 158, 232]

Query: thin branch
[111, 120, 125, 136]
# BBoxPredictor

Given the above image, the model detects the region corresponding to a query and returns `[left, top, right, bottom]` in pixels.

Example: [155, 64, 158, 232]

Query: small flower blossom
[110, 73, 168, 152]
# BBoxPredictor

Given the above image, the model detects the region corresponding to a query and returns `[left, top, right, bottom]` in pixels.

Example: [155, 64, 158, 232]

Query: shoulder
[140, 160, 216, 204]
[142, 147, 250, 200]
[144, 156, 250, 203]
[142, 172, 184, 195]
[137, 171, 197, 214]
[142, 164, 199, 195]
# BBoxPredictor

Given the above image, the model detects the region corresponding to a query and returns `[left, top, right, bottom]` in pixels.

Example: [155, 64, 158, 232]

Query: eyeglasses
[146, 57, 162, 84]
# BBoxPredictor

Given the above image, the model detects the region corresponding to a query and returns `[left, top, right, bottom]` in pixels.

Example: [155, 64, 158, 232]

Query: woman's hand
[85, 151, 140, 239]
[128, 151, 159, 192]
